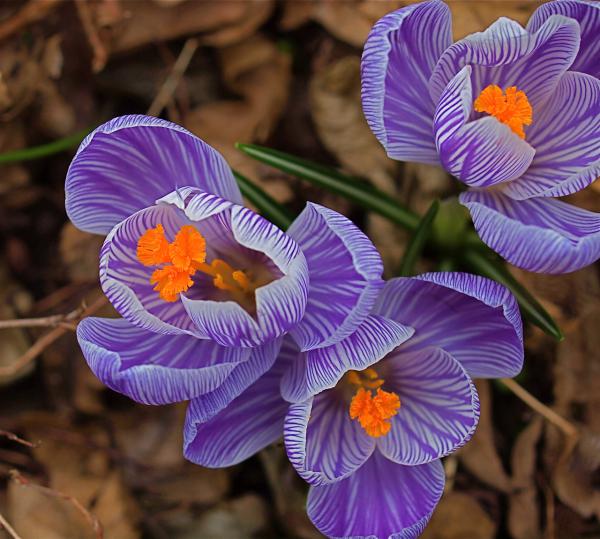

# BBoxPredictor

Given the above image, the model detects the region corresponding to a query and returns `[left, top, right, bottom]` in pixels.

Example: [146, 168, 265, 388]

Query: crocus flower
[185, 272, 523, 539]
[67, 115, 383, 407]
[361, 0, 600, 274]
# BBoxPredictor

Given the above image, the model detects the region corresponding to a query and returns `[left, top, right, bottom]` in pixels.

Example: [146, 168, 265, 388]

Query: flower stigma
[137, 224, 255, 303]
[347, 367, 400, 438]
[474, 84, 532, 139]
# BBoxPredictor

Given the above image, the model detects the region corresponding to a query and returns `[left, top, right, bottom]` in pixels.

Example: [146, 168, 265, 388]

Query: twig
[0, 296, 108, 378]
[500, 378, 579, 440]
[147, 38, 199, 117]
[0, 0, 61, 42]
[74, 0, 108, 73]
[10, 470, 103, 539]
[0, 305, 84, 330]
[0, 430, 38, 449]
[32, 281, 95, 314]
[0, 511, 22, 539]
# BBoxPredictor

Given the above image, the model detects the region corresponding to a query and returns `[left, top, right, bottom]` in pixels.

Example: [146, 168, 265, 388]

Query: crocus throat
[348, 367, 400, 438]
[474, 84, 532, 139]
[137, 224, 255, 302]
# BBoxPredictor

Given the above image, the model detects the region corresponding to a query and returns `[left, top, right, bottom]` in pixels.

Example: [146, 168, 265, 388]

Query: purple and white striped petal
[374, 274, 523, 379]
[500, 72, 600, 200]
[361, 0, 452, 165]
[184, 337, 282, 426]
[65, 115, 242, 235]
[307, 453, 445, 539]
[101, 188, 309, 347]
[460, 190, 600, 274]
[182, 204, 309, 347]
[100, 202, 200, 336]
[430, 15, 580, 110]
[183, 337, 286, 467]
[284, 391, 375, 486]
[280, 315, 414, 403]
[434, 66, 535, 187]
[77, 317, 249, 405]
[528, 0, 600, 78]
[377, 346, 479, 465]
[287, 203, 384, 351]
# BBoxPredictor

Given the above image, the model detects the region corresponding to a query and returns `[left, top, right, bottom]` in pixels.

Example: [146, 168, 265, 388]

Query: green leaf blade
[398, 199, 439, 277]
[233, 170, 294, 231]
[236, 143, 420, 231]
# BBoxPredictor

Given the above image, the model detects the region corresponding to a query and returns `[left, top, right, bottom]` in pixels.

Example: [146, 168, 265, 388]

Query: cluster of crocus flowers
[361, 0, 600, 274]
[62, 0, 600, 526]
[65, 114, 526, 538]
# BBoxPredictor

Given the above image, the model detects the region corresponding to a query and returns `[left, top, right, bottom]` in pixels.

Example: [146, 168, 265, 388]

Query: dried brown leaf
[421, 492, 496, 539]
[283, 1, 404, 47]
[458, 380, 512, 493]
[508, 417, 543, 539]
[449, 2, 539, 40]
[109, 0, 274, 53]
[309, 55, 397, 192]
[547, 276, 600, 520]
[7, 475, 99, 539]
[59, 223, 104, 283]
[0, 264, 33, 387]
[18, 413, 140, 539]
[185, 35, 291, 201]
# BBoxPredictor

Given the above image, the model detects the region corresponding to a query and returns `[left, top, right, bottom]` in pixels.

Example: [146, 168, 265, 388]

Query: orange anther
[168, 225, 206, 271]
[137, 224, 254, 303]
[474, 84, 532, 139]
[349, 387, 401, 438]
[137, 224, 171, 266]
[150, 265, 194, 302]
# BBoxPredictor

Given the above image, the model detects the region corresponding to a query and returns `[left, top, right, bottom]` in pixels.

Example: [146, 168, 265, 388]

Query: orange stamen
[150, 265, 194, 302]
[168, 225, 206, 271]
[474, 84, 532, 139]
[137, 224, 171, 266]
[350, 387, 401, 438]
[136, 224, 255, 302]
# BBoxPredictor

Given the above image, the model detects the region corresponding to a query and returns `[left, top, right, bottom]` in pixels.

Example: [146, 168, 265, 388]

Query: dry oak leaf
[185, 34, 291, 203]
[457, 380, 512, 493]
[545, 272, 600, 521]
[17, 413, 140, 539]
[109, 0, 274, 53]
[309, 55, 397, 194]
[508, 416, 543, 539]
[280, 0, 404, 47]
[420, 492, 496, 539]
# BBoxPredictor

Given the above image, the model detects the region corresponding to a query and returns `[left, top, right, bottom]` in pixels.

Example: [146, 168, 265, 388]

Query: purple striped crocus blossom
[67, 115, 384, 407]
[185, 272, 523, 539]
[362, 0, 600, 274]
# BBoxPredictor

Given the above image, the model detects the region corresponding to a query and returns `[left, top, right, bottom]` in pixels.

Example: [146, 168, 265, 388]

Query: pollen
[136, 223, 256, 303]
[474, 84, 532, 139]
[150, 265, 194, 302]
[137, 224, 171, 266]
[350, 387, 401, 438]
[168, 225, 207, 271]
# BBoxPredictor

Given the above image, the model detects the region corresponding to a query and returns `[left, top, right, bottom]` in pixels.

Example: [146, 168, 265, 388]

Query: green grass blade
[233, 170, 294, 231]
[0, 129, 90, 164]
[398, 200, 439, 277]
[236, 143, 420, 231]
